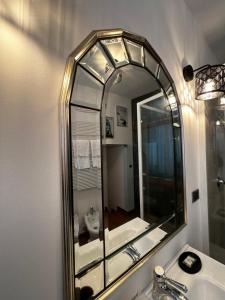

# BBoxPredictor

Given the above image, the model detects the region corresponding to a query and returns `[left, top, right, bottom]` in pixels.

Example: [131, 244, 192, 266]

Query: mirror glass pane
[101, 38, 129, 67]
[144, 48, 158, 76]
[106, 224, 168, 285]
[71, 106, 104, 276]
[75, 262, 104, 297]
[67, 34, 184, 294]
[71, 65, 103, 109]
[102, 66, 163, 257]
[166, 90, 184, 225]
[124, 39, 144, 66]
[80, 42, 115, 83]
[137, 93, 176, 225]
[158, 66, 170, 91]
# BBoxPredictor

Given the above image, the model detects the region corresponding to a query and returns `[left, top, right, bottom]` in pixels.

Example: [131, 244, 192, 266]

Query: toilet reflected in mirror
[85, 207, 100, 241]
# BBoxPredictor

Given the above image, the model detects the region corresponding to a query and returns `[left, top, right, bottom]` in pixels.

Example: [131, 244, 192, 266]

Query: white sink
[141, 244, 225, 300]
[105, 217, 150, 255]
[106, 251, 133, 284]
[133, 227, 167, 258]
[74, 239, 103, 274]
[106, 227, 167, 285]
[188, 277, 225, 300]
[75, 262, 104, 296]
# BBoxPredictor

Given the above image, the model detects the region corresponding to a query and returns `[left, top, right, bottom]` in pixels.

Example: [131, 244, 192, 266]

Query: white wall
[104, 92, 132, 145]
[0, 1, 218, 300]
[0, 2, 67, 300]
[104, 92, 135, 211]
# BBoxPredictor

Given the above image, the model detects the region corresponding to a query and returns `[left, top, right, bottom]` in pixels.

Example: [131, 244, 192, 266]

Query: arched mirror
[60, 29, 186, 300]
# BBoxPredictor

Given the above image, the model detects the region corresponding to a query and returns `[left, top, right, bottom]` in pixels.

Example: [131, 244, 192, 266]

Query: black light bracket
[183, 64, 210, 82]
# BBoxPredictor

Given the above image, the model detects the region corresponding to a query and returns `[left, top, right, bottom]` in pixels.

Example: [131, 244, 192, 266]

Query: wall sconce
[183, 64, 225, 100]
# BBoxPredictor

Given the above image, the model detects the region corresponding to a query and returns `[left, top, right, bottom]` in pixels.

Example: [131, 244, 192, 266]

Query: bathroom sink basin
[146, 278, 225, 300]
[141, 245, 225, 300]
[187, 277, 225, 300]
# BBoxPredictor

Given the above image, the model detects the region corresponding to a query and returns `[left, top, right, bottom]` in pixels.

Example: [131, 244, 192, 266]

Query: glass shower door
[137, 92, 164, 219]
[206, 99, 225, 264]
[137, 92, 175, 224]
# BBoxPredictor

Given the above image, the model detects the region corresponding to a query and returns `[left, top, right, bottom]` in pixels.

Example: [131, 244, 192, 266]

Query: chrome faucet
[152, 266, 188, 300]
[123, 244, 141, 262]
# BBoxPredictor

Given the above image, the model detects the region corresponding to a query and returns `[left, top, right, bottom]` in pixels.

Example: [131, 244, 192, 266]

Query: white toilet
[84, 207, 100, 241]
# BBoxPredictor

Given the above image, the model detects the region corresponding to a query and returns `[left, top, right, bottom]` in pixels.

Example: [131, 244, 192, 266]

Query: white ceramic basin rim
[141, 245, 225, 300]
[187, 276, 225, 300]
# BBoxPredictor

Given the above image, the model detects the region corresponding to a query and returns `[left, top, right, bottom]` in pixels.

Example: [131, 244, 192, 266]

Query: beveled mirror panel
[60, 29, 185, 300]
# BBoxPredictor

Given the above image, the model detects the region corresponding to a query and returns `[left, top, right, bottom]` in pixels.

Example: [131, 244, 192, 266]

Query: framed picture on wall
[106, 116, 114, 138]
[116, 105, 128, 127]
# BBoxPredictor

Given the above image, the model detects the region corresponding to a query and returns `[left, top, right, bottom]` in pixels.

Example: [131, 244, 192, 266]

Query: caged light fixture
[183, 64, 225, 101]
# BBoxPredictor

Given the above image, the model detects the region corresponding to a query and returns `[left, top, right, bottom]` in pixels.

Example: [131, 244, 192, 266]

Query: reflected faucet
[129, 244, 141, 259]
[90, 207, 95, 215]
[152, 266, 188, 300]
[123, 244, 141, 262]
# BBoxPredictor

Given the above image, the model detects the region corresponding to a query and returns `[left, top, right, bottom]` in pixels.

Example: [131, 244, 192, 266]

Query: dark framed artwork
[106, 116, 114, 138]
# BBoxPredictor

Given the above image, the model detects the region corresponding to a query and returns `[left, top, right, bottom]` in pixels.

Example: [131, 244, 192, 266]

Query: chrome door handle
[217, 177, 225, 187]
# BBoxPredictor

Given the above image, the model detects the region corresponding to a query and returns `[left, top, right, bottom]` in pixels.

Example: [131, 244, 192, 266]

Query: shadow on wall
[0, 0, 77, 58]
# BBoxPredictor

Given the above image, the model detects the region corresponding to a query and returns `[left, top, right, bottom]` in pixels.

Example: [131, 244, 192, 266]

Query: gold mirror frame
[60, 28, 187, 300]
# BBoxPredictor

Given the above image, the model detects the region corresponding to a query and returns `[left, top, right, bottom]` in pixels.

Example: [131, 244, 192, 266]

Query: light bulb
[198, 79, 220, 100]
[216, 120, 221, 126]
[168, 94, 177, 110]
[203, 80, 215, 93]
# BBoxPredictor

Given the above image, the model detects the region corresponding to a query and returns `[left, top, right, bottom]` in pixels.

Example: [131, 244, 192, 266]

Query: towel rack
[71, 120, 102, 191]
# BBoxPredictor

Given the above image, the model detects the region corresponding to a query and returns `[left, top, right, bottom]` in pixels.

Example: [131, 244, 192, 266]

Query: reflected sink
[106, 251, 133, 284]
[105, 217, 150, 255]
[74, 239, 103, 274]
[106, 227, 137, 254]
[106, 227, 167, 285]
[133, 227, 167, 258]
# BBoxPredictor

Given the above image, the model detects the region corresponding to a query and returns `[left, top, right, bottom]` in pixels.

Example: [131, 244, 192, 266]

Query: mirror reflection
[68, 31, 184, 296]
[71, 107, 103, 275]
[102, 66, 168, 257]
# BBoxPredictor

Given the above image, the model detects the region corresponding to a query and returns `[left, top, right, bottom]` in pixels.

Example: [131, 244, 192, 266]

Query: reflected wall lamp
[183, 64, 225, 100]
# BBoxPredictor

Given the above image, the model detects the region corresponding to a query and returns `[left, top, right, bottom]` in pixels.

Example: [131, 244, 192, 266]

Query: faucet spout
[165, 277, 188, 293]
[165, 283, 189, 300]
[152, 266, 188, 300]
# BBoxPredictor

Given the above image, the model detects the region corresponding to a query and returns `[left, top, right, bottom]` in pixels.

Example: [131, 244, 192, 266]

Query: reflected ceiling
[105, 65, 159, 99]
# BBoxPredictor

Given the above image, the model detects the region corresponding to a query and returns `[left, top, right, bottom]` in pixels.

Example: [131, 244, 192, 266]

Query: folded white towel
[72, 140, 90, 169]
[90, 139, 101, 156]
[92, 157, 101, 169]
[90, 140, 101, 168]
